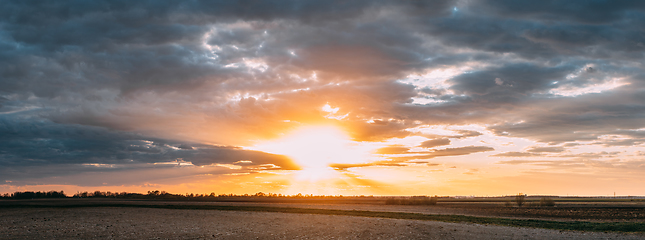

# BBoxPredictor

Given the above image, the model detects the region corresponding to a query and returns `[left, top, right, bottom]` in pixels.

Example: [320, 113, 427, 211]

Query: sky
[1, 0, 645, 196]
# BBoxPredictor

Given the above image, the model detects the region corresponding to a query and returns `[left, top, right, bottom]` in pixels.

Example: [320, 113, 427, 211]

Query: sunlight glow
[253, 126, 372, 181]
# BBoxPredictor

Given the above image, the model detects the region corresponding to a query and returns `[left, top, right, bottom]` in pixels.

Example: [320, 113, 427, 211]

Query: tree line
[1, 191, 67, 199]
[0, 190, 355, 199]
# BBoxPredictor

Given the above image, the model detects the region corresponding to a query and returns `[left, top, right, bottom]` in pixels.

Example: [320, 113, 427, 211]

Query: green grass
[3, 203, 644, 233]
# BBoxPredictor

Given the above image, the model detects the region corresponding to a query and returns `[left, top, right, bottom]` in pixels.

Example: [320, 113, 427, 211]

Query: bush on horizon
[385, 196, 438, 205]
[515, 193, 526, 207]
[540, 197, 556, 207]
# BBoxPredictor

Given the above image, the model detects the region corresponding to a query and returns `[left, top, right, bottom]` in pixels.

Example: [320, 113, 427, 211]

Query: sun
[252, 125, 368, 181]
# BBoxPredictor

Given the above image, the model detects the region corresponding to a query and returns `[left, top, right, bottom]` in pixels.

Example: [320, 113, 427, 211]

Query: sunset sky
[2, 1, 645, 196]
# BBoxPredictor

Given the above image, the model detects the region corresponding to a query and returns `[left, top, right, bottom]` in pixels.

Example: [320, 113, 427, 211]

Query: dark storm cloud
[486, 88, 645, 144]
[0, 0, 454, 144]
[448, 64, 573, 99]
[470, 0, 645, 24]
[2, 1, 423, 49]
[417, 2, 645, 59]
[0, 0, 456, 93]
[0, 115, 297, 181]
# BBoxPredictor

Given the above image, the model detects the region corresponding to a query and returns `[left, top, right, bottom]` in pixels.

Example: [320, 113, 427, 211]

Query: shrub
[539, 197, 556, 207]
[515, 193, 526, 207]
[385, 197, 437, 205]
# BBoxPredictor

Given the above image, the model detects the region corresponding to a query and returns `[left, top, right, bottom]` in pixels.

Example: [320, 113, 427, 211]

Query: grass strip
[3, 203, 644, 233]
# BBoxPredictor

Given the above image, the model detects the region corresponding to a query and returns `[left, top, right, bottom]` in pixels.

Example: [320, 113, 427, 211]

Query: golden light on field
[253, 125, 372, 182]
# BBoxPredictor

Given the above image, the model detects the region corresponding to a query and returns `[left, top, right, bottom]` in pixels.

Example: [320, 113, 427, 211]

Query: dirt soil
[4, 198, 644, 222]
[199, 201, 645, 222]
[1, 207, 644, 240]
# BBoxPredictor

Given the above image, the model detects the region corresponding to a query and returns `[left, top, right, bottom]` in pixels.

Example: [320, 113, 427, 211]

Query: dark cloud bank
[0, 115, 298, 184]
[1, 0, 644, 185]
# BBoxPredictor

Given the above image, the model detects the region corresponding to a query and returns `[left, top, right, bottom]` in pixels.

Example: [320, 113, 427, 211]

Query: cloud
[0, 115, 298, 183]
[496, 156, 643, 172]
[375, 146, 410, 154]
[2, 0, 644, 147]
[392, 146, 495, 161]
[486, 90, 645, 144]
[463, 168, 479, 175]
[490, 152, 544, 157]
[592, 138, 645, 147]
[470, 0, 645, 24]
[491, 149, 621, 160]
[331, 145, 493, 170]
[558, 151, 621, 159]
[330, 162, 406, 171]
[452, 130, 483, 139]
[419, 130, 482, 140]
[418, 138, 451, 148]
[527, 146, 566, 153]
[1, 0, 645, 192]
